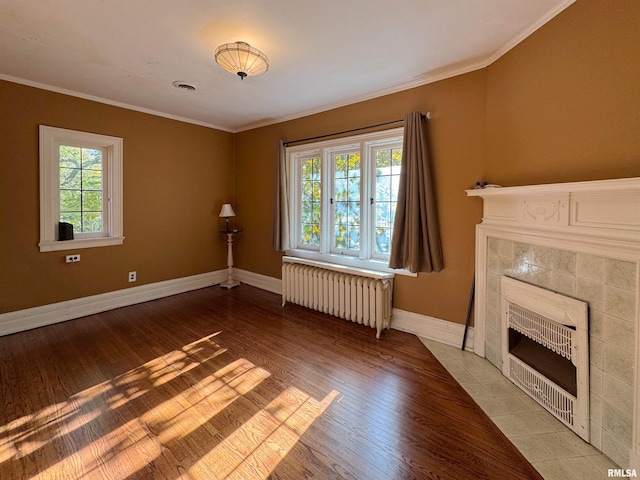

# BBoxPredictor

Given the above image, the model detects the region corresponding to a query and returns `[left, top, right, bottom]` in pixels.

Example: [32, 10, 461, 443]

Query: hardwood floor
[0, 285, 542, 479]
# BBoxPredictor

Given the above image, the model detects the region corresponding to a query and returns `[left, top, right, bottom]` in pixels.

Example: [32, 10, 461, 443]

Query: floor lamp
[219, 203, 241, 289]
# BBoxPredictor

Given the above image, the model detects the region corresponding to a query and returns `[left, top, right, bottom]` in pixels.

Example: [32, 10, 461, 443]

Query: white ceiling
[0, 0, 574, 132]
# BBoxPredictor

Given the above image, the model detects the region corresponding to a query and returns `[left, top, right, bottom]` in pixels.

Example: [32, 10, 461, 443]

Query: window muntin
[39, 125, 123, 252]
[299, 155, 322, 248]
[59, 145, 107, 237]
[373, 145, 402, 257]
[287, 128, 403, 269]
[332, 150, 361, 253]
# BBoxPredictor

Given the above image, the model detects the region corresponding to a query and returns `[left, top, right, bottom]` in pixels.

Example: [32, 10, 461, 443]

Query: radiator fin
[282, 262, 392, 339]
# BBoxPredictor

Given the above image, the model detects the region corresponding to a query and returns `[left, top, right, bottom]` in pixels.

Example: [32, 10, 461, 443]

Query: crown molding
[1, 0, 576, 134]
[484, 0, 576, 66]
[235, 0, 576, 133]
[0, 74, 233, 133]
[234, 57, 491, 132]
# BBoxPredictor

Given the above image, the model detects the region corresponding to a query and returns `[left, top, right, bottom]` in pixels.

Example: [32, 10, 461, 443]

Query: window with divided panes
[288, 128, 403, 270]
[39, 125, 123, 252]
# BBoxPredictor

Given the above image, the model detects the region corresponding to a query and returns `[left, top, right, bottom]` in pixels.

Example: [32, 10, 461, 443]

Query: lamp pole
[218, 203, 240, 289]
[221, 231, 240, 289]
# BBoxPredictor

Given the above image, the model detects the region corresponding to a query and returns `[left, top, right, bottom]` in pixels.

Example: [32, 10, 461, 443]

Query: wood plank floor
[0, 285, 542, 479]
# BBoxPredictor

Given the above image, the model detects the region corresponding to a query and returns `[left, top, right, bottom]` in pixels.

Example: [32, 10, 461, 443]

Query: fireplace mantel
[467, 177, 640, 469]
[466, 177, 640, 244]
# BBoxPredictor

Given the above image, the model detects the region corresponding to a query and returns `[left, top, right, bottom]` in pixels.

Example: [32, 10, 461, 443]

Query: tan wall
[234, 71, 486, 323]
[485, 0, 640, 185]
[235, 0, 640, 326]
[0, 80, 234, 314]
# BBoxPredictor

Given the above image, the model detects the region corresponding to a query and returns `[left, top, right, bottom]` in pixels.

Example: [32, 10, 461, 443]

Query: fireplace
[501, 276, 589, 440]
[467, 177, 640, 469]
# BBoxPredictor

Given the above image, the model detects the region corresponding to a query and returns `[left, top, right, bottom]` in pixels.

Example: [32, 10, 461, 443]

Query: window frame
[295, 151, 323, 252]
[287, 127, 414, 275]
[39, 125, 124, 252]
[327, 144, 363, 257]
[367, 141, 404, 261]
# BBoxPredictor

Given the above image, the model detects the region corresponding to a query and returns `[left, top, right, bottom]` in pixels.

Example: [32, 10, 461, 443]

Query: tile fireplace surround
[467, 177, 640, 469]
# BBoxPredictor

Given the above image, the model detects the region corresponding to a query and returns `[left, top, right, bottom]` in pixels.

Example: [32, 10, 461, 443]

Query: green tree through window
[300, 156, 321, 246]
[374, 147, 402, 254]
[333, 152, 361, 251]
[287, 127, 403, 269]
[59, 145, 104, 234]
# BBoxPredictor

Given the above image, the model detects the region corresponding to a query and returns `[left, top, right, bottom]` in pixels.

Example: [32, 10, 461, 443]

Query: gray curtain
[271, 140, 291, 251]
[389, 112, 443, 273]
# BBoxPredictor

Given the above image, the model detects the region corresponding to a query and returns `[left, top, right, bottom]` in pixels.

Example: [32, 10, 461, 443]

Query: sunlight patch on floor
[1, 331, 338, 480]
[1, 332, 227, 466]
[188, 388, 339, 480]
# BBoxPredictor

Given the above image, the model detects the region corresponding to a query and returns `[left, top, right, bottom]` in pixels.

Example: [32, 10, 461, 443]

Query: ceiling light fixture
[214, 41, 269, 80]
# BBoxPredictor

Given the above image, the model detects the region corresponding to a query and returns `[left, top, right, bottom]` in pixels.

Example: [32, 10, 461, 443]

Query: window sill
[39, 236, 125, 252]
[284, 249, 417, 277]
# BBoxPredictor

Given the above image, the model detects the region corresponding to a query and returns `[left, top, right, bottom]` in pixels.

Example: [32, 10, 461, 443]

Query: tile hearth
[420, 338, 620, 480]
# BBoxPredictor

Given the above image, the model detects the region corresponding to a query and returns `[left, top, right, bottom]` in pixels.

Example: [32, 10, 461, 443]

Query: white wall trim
[1, 266, 473, 355]
[1, 2, 576, 135]
[238, 0, 577, 133]
[0, 74, 232, 133]
[237, 59, 490, 132]
[483, 0, 576, 67]
[0, 270, 226, 337]
[391, 308, 474, 352]
[235, 269, 282, 295]
[236, 269, 473, 349]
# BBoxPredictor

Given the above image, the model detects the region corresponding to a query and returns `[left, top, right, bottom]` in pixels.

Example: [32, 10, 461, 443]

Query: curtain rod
[284, 112, 431, 147]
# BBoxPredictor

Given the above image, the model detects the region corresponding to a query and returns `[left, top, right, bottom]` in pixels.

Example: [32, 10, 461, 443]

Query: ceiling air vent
[172, 81, 198, 91]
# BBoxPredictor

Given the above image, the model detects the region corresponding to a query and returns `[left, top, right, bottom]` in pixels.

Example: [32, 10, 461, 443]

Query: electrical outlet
[128, 271, 137, 282]
[65, 254, 81, 263]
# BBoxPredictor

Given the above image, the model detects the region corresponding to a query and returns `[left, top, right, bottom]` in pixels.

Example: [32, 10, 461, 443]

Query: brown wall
[485, 0, 640, 185]
[0, 80, 234, 314]
[235, 0, 640, 326]
[234, 71, 486, 323]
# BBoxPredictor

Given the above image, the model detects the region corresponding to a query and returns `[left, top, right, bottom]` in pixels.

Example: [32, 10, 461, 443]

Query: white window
[287, 128, 405, 272]
[39, 125, 124, 252]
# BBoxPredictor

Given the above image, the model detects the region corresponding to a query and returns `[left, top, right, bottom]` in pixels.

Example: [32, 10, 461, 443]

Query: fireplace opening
[508, 328, 577, 396]
[501, 276, 589, 440]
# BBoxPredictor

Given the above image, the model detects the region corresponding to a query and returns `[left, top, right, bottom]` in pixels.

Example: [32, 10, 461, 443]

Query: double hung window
[288, 128, 403, 271]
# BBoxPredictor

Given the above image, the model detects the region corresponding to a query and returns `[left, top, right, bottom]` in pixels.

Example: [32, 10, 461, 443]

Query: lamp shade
[214, 42, 269, 79]
[219, 203, 236, 218]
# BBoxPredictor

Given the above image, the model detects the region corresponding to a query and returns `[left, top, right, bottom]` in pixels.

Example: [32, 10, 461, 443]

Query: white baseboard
[0, 270, 227, 337]
[235, 269, 282, 295]
[234, 270, 473, 351]
[391, 308, 474, 352]
[1, 267, 474, 354]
